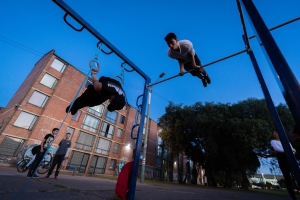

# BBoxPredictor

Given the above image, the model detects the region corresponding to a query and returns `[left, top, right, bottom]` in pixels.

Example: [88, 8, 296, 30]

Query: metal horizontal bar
[148, 49, 247, 88]
[52, 0, 150, 81]
[249, 16, 300, 39]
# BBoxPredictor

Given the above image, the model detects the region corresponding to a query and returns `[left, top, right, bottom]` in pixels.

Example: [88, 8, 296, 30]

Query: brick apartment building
[0, 50, 183, 181]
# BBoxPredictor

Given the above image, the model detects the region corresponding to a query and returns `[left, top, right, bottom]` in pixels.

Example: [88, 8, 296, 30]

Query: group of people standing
[27, 128, 71, 180]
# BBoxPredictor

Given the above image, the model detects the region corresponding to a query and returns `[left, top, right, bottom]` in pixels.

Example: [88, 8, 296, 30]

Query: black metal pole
[236, 0, 250, 50]
[240, 0, 300, 130]
[247, 47, 300, 186]
[147, 49, 247, 88]
[52, 0, 150, 80]
[240, 0, 300, 188]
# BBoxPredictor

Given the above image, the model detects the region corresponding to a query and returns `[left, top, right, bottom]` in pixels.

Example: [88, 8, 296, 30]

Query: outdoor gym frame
[52, 1, 150, 199]
[52, 0, 300, 199]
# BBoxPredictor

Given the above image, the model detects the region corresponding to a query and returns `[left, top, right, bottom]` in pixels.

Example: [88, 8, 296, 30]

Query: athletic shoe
[54, 176, 58, 180]
[201, 78, 207, 87]
[44, 175, 49, 178]
[66, 104, 79, 115]
[205, 74, 211, 84]
[27, 174, 39, 178]
[33, 174, 39, 178]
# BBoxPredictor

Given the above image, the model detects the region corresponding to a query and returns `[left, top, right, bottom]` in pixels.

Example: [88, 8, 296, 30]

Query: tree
[158, 98, 294, 189]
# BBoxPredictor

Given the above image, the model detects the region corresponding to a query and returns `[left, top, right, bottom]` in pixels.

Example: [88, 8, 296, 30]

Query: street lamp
[140, 72, 165, 183]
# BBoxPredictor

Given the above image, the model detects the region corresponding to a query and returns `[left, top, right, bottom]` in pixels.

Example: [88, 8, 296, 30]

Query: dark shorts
[99, 77, 126, 111]
[72, 77, 126, 112]
[31, 145, 41, 155]
[184, 54, 202, 76]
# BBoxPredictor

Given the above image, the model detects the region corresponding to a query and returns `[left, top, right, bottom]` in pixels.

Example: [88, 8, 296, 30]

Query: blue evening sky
[0, 1, 299, 173]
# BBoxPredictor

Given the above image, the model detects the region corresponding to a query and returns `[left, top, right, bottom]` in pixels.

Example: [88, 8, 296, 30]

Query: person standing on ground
[44, 132, 72, 180]
[27, 128, 58, 178]
[271, 131, 297, 200]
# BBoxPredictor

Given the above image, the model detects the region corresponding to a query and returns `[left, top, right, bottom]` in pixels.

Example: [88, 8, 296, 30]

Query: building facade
[0, 50, 181, 180]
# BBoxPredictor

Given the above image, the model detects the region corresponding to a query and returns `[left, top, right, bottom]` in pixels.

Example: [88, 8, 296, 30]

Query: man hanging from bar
[66, 68, 126, 115]
[164, 32, 211, 87]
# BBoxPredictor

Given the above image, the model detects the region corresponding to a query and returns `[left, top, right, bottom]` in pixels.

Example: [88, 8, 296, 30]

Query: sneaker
[66, 104, 79, 115]
[32, 174, 39, 178]
[27, 174, 39, 178]
[201, 78, 207, 87]
[66, 105, 71, 113]
[205, 74, 211, 84]
[54, 176, 58, 180]
[44, 175, 49, 179]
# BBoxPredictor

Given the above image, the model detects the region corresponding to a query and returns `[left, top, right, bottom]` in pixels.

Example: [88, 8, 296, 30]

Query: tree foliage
[158, 98, 295, 189]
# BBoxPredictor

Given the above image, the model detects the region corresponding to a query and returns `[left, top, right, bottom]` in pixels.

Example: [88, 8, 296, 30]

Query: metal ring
[97, 41, 102, 48]
[113, 76, 124, 84]
[89, 60, 100, 72]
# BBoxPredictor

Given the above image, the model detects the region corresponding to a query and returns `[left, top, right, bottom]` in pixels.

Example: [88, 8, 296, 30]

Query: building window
[50, 58, 66, 73]
[119, 115, 125, 124]
[163, 149, 168, 159]
[94, 138, 111, 155]
[156, 157, 162, 168]
[87, 104, 104, 117]
[81, 114, 100, 133]
[157, 136, 162, 145]
[163, 159, 168, 170]
[105, 110, 118, 124]
[66, 126, 75, 139]
[28, 91, 49, 108]
[113, 143, 120, 154]
[0, 136, 25, 156]
[13, 111, 38, 130]
[157, 145, 162, 157]
[116, 129, 122, 138]
[109, 159, 116, 170]
[156, 169, 162, 180]
[71, 110, 81, 121]
[75, 131, 95, 151]
[85, 80, 92, 88]
[67, 151, 90, 173]
[89, 155, 107, 174]
[40, 73, 58, 89]
[100, 122, 114, 139]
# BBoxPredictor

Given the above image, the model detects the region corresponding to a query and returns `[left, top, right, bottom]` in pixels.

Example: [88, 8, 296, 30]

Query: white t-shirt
[168, 40, 195, 64]
[270, 140, 294, 153]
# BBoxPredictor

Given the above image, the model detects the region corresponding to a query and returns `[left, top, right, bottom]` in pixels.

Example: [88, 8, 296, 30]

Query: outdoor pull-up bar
[147, 49, 247, 88]
[148, 15, 300, 88]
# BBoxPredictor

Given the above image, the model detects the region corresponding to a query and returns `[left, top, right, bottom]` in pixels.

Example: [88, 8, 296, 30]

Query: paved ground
[0, 166, 294, 200]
